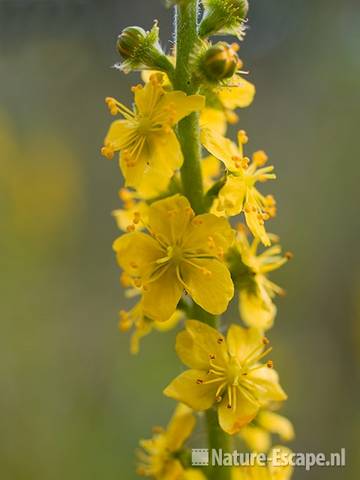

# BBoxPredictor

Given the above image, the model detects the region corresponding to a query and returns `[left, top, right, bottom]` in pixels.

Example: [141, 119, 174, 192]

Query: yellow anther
[131, 84, 143, 92]
[262, 337, 270, 345]
[215, 395, 223, 403]
[241, 157, 250, 169]
[253, 150, 268, 166]
[209, 354, 216, 360]
[217, 338, 224, 344]
[202, 268, 212, 277]
[133, 211, 141, 224]
[127, 224, 136, 232]
[130, 261, 139, 269]
[196, 379, 204, 384]
[231, 42, 240, 52]
[285, 251, 294, 260]
[133, 278, 142, 288]
[238, 129, 249, 144]
[267, 360, 274, 369]
[225, 110, 239, 124]
[207, 236, 216, 249]
[101, 145, 115, 160]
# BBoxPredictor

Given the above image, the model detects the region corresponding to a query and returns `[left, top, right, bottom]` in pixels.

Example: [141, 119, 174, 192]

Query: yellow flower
[229, 228, 291, 330]
[201, 128, 276, 246]
[113, 194, 234, 322]
[201, 155, 222, 191]
[164, 320, 287, 435]
[119, 298, 183, 354]
[183, 470, 207, 480]
[137, 404, 196, 479]
[101, 74, 204, 193]
[239, 410, 295, 453]
[232, 446, 294, 480]
[112, 188, 149, 232]
[200, 107, 228, 135]
[217, 74, 256, 111]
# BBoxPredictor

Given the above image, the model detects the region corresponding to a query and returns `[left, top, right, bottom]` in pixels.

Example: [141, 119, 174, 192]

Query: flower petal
[164, 369, 217, 411]
[157, 91, 205, 123]
[182, 213, 234, 254]
[201, 128, 240, 171]
[239, 289, 276, 331]
[200, 107, 227, 135]
[142, 266, 183, 322]
[218, 390, 259, 434]
[226, 325, 264, 364]
[175, 319, 228, 370]
[104, 119, 135, 150]
[113, 232, 163, 279]
[180, 259, 234, 315]
[165, 404, 196, 452]
[218, 75, 256, 110]
[257, 411, 295, 442]
[148, 195, 193, 245]
[248, 367, 288, 405]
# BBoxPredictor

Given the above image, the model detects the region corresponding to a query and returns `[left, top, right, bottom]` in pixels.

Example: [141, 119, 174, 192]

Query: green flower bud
[117, 26, 147, 60]
[116, 23, 175, 80]
[199, 42, 240, 83]
[199, 0, 249, 40]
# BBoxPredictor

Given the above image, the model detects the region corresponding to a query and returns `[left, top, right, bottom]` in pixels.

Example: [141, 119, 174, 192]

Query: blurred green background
[1, 0, 359, 479]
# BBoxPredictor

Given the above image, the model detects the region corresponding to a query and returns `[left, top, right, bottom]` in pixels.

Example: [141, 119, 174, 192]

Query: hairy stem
[175, 0, 205, 215]
[174, 2, 232, 479]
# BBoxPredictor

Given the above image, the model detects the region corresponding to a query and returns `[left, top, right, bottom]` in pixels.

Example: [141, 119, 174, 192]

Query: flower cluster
[101, 1, 294, 479]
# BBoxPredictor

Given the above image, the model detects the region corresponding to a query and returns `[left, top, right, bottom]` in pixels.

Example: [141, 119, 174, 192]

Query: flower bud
[199, 42, 240, 83]
[117, 26, 147, 60]
[116, 23, 175, 79]
[199, 0, 249, 40]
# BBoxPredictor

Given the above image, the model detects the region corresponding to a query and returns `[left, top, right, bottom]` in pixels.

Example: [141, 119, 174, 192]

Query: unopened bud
[199, 0, 249, 40]
[199, 42, 240, 83]
[116, 23, 175, 79]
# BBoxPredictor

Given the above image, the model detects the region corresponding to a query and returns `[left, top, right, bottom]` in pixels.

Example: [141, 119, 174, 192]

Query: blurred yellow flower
[137, 403, 196, 479]
[232, 446, 294, 480]
[112, 188, 149, 232]
[200, 107, 228, 135]
[229, 228, 291, 330]
[113, 195, 234, 322]
[119, 298, 182, 354]
[239, 410, 295, 453]
[164, 320, 287, 435]
[102, 74, 204, 193]
[217, 74, 256, 111]
[202, 128, 276, 246]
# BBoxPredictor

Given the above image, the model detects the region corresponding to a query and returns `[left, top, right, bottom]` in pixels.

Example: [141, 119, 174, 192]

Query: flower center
[137, 116, 153, 135]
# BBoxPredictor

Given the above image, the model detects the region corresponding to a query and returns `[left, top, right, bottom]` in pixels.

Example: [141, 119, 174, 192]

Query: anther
[196, 379, 204, 384]
[217, 338, 224, 344]
[267, 360, 274, 369]
[209, 354, 216, 360]
[285, 252, 294, 260]
[127, 224, 136, 232]
[262, 337, 270, 345]
[238, 130, 248, 144]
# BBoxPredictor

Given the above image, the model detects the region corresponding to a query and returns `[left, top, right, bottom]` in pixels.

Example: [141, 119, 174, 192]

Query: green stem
[175, 0, 205, 215]
[206, 409, 233, 480]
[174, 3, 232, 480]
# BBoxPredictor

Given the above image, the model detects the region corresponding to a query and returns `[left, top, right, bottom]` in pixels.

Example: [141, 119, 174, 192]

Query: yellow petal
[239, 289, 276, 331]
[154, 310, 183, 332]
[164, 369, 217, 411]
[257, 411, 295, 442]
[149, 194, 193, 244]
[142, 266, 184, 322]
[157, 91, 205, 123]
[201, 128, 241, 171]
[239, 424, 272, 452]
[166, 403, 196, 452]
[136, 164, 171, 199]
[245, 208, 271, 247]
[218, 391, 259, 434]
[134, 81, 164, 116]
[180, 258, 234, 315]
[183, 213, 234, 253]
[104, 119, 135, 150]
[226, 325, 264, 364]
[175, 319, 228, 370]
[200, 107, 227, 135]
[151, 129, 184, 174]
[218, 75, 256, 110]
[268, 446, 294, 480]
[113, 232, 163, 279]
[202, 155, 222, 190]
[183, 469, 208, 480]
[247, 367, 288, 405]
[112, 201, 149, 232]
[218, 176, 247, 216]
[119, 147, 148, 189]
